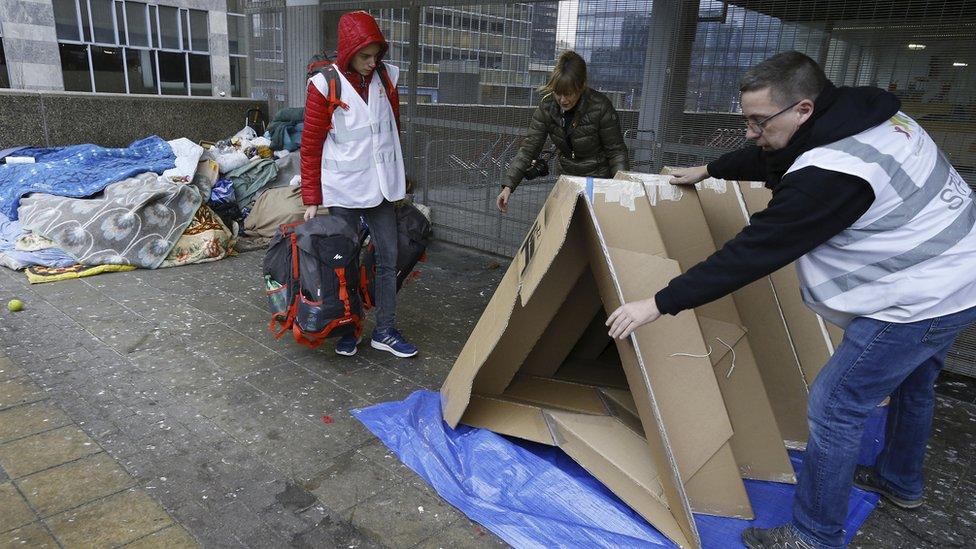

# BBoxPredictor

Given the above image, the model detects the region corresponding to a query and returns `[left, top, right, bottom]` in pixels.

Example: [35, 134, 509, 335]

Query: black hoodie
[654, 84, 902, 316]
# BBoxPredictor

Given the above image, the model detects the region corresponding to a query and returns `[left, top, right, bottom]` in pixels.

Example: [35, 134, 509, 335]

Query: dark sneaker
[853, 465, 924, 510]
[370, 328, 418, 358]
[742, 525, 818, 549]
[335, 334, 360, 356]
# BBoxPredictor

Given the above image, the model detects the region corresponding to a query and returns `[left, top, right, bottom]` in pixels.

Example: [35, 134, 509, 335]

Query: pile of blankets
[0, 128, 313, 283]
[0, 136, 237, 282]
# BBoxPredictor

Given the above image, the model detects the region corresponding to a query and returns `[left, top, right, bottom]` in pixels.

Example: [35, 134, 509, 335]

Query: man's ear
[797, 98, 816, 124]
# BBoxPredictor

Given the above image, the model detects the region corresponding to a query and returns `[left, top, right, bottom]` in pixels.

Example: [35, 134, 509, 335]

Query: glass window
[188, 53, 211, 95]
[91, 45, 125, 92]
[149, 5, 158, 47]
[227, 14, 245, 55]
[126, 2, 149, 47]
[60, 43, 92, 92]
[79, 0, 92, 41]
[125, 47, 156, 93]
[230, 56, 247, 97]
[0, 42, 8, 88]
[189, 10, 208, 52]
[158, 5, 180, 49]
[89, 0, 116, 44]
[157, 51, 186, 94]
[114, 1, 126, 45]
[181, 10, 191, 50]
[53, 0, 81, 41]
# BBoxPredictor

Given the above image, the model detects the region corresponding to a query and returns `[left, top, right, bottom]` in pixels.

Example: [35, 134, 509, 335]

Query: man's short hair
[739, 51, 828, 106]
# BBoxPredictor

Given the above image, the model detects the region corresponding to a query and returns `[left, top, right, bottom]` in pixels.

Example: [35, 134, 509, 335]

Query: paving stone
[0, 482, 35, 533]
[328, 364, 415, 401]
[0, 521, 58, 547]
[0, 401, 71, 444]
[339, 480, 457, 548]
[0, 425, 100, 479]
[44, 488, 173, 548]
[416, 517, 508, 549]
[0, 376, 46, 411]
[17, 452, 137, 517]
[122, 524, 200, 548]
[0, 357, 26, 382]
[304, 447, 402, 514]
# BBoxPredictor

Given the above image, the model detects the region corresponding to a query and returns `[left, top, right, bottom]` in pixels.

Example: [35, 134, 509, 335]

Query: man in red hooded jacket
[300, 11, 417, 359]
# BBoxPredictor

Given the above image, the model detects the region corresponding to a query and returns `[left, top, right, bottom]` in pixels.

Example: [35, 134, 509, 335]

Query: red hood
[336, 11, 388, 76]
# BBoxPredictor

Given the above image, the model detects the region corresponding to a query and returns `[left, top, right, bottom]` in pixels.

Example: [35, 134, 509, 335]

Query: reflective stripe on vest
[788, 111, 976, 325]
[802, 199, 976, 303]
[331, 116, 398, 145]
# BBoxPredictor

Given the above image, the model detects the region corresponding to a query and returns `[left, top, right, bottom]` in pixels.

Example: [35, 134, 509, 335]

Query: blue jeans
[330, 201, 398, 331]
[792, 305, 976, 548]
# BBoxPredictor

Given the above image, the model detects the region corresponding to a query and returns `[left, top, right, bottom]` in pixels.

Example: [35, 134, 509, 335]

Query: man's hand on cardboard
[669, 165, 710, 185]
[607, 297, 661, 339]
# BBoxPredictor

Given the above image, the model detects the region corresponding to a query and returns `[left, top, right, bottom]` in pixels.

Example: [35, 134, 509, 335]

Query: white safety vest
[787, 112, 976, 327]
[309, 62, 406, 209]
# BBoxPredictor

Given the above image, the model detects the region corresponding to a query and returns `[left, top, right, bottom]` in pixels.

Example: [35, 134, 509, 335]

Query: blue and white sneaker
[335, 334, 361, 356]
[370, 328, 418, 358]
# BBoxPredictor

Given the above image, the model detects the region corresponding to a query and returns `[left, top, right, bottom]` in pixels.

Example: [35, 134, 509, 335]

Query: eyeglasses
[744, 100, 801, 136]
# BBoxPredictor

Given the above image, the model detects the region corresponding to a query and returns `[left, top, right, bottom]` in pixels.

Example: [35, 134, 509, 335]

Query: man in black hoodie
[607, 52, 976, 548]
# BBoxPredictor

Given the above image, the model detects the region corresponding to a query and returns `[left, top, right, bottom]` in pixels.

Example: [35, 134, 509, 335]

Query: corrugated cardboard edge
[580, 192, 702, 547]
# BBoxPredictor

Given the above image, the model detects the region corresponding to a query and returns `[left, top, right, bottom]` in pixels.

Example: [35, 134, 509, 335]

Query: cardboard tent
[638, 170, 839, 448]
[441, 175, 795, 548]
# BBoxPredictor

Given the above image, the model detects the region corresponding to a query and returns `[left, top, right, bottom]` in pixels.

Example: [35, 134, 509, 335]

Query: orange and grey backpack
[264, 217, 364, 348]
[306, 52, 401, 125]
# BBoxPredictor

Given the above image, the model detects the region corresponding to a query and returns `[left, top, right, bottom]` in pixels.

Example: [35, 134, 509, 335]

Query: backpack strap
[375, 63, 401, 130]
[309, 64, 349, 111]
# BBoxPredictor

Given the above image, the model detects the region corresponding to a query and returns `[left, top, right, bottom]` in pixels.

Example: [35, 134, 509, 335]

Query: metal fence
[240, 0, 976, 373]
[237, 0, 976, 256]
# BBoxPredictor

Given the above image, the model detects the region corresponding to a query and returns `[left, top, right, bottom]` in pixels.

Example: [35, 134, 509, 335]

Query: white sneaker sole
[370, 339, 418, 358]
[335, 336, 362, 356]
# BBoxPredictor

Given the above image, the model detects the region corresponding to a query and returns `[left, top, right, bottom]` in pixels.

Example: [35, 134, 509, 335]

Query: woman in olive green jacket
[497, 50, 630, 212]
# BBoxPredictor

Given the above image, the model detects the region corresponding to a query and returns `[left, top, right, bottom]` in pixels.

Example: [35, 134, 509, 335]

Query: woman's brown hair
[539, 50, 587, 97]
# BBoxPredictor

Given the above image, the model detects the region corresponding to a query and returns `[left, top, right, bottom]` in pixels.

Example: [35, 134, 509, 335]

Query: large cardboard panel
[615, 172, 794, 482]
[579, 197, 702, 547]
[472, 219, 589, 396]
[736, 182, 835, 390]
[443, 177, 774, 547]
[698, 317, 796, 483]
[646, 170, 811, 445]
[601, 244, 751, 518]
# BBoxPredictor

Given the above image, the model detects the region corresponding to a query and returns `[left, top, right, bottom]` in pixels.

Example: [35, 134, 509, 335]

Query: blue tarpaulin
[353, 390, 883, 549]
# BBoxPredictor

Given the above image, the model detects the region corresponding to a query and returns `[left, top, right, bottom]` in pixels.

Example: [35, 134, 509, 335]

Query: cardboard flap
[517, 181, 582, 304]
[441, 267, 521, 426]
[545, 411, 692, 548]
[459, 395, 555, 445]
[504, 376, 610, 416]
[599, 388, 644, 436]
[606, 246, 734, 480]
[696, 317, 747, 367]
[554, 358, 630, 390]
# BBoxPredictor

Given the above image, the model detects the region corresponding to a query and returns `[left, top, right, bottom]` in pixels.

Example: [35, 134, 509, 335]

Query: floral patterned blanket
[17, 160, 218, 269]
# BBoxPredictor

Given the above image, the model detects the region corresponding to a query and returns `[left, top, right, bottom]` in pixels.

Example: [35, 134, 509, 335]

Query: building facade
[0, 0, 247, 97]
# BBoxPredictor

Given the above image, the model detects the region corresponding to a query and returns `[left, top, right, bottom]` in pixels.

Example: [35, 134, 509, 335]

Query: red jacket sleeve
[300, 81, 333, 206]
